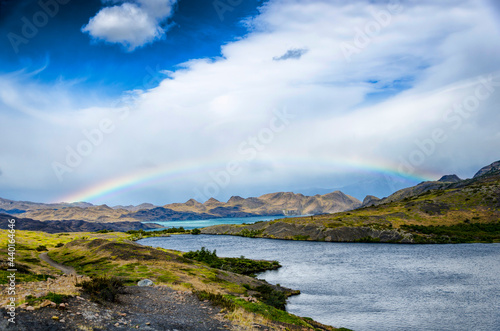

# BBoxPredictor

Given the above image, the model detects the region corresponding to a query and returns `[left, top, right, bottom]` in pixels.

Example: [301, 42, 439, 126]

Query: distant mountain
[474, 160, 500, 178]
[163, 191, 361, 218]
[366, 174, 464, 206]
[0, 197, 93, 213]
[299, 175, 419, 201]
[112, 203, 157, 211]
[19, 205, 138, 222]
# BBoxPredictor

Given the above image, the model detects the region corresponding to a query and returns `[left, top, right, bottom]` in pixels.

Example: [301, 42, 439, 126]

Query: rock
[137, 279, 154, 287]
[115, 323, 120, 327]
[26, 306, 35, 311]
[52, 316, 59, 321]
[76, 296, 85, 300]
[19, 303, 27, 309]
[58, 303, 66, 309]
[146, 322, 151, 325]
[40, 300, 55, 308]
[119, 313, 127, 317]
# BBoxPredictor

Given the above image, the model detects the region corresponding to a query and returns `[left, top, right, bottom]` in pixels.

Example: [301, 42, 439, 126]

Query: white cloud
[82, 0, 177, 51]
[3, 0, 500, 204]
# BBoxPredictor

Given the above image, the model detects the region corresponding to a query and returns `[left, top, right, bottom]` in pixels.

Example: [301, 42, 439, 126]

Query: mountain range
[0, 190, 361, 224]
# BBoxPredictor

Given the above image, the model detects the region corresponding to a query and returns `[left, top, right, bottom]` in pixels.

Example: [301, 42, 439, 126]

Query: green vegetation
[0, 262, 50, 284]
[183, 247, 281, 276]
[191, 228, 201, 235]
[195, 290, 236, 311]
[253, 284, 287, 310]
[25, 292, 68, 306]
[238, 228, 264, 238]
[401, 222, 500, 243]
[76, 275, 124, 303]
[35, 245, 48, 251]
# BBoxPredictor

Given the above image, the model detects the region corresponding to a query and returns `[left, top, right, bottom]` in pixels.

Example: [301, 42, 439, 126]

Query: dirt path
[39, 252, 77, 275]
[1, 285, 235, 330]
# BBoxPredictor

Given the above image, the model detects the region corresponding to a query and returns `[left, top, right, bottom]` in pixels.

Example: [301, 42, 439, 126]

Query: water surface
[139, 235, 500, 331]
[148, 215, 288, 230]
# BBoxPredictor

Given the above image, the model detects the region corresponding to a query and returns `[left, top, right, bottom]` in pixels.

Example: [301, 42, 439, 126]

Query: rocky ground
[1, 284, 237, 331]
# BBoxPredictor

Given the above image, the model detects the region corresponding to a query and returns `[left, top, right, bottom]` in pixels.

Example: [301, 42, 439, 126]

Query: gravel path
[39, 253, 77, 275]
[1, 285, 235, 330]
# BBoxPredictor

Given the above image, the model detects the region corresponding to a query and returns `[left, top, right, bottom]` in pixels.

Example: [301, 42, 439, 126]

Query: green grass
[24, 292, 68, 306]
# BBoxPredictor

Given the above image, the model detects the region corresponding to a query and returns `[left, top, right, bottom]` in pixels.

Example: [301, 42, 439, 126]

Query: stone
[52, 316, 59, 321]
[26, 306, 35, 311]
[59, 303, 66, 309]
[137, 279, 154, 287]
[40, 300, 55, 308]
[76, 296, 85, 300]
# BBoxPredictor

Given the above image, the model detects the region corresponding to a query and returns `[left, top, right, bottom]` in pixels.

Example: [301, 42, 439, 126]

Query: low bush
[76, 275, 125, 303]
[35, 245, 48, 251]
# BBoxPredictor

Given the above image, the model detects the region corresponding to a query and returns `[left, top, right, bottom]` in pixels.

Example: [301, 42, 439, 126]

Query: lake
[148, 215, 289, 230]
[139, 235, 500, 331]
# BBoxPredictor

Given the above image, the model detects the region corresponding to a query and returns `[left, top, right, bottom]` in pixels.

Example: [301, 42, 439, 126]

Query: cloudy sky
[1, 0, 500, 206]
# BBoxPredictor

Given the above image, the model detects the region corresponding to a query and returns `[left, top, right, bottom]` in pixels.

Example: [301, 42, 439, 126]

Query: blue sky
[0, 0, 261, 96]
[1, 0, 500, 205]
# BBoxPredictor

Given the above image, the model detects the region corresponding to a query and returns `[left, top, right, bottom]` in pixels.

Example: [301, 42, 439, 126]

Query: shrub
[191, 228, 201, 235]
[55, 243, 64, 248]
[35, 245, 48, 251]
[76, 275, 124, 303]
[195, 291, 236, 311]
[254, 285, 287, 311]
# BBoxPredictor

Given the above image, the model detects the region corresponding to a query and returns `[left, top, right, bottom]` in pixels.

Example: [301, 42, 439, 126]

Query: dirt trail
[39, 252, 77, 275]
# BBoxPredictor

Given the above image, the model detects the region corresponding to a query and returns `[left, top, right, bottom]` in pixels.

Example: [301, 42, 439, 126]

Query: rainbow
[55, 156, 440, 204]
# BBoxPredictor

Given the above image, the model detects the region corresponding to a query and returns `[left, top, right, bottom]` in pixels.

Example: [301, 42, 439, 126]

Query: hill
[202, 160, 500, 244]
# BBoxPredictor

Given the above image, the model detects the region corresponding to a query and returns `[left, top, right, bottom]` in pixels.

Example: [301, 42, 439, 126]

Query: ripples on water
[139, 235, 500, 331]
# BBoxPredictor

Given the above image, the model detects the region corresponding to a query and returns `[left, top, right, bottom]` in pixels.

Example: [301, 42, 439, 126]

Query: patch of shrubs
[35, 245, 48, 251]
[195, 290, 236, 311]
[76, 275, 125, 303]
[126, 227, 187, 237]
[183, 247, 281, 276]
[191, 228, 201, 235]
[94, 229, 114, 233]
[254, 285, 287, 311]
[401, 222, 500, 243]
[25, 292, 68, 306]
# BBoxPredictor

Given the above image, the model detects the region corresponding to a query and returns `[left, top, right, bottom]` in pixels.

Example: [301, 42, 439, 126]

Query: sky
[1, 0, 500, 206]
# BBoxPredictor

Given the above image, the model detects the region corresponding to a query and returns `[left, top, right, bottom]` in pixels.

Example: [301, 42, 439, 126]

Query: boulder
[137, 279, 154, 287]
